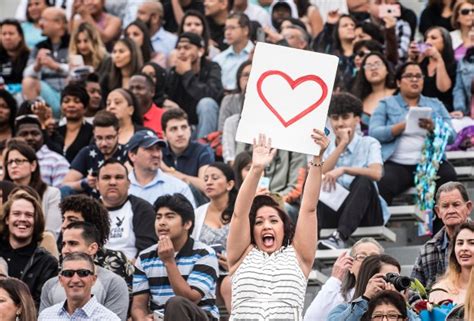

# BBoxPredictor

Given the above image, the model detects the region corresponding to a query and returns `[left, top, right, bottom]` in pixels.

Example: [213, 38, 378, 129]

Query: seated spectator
[161, 108, 215, 195]
[233, 0, 272, 30]
[317, 93, 385, 250]
[141, 62, 168, 107]
[412, 182, 472, 288]
[55, 84, 93, 163]
[192, 162, 237, 311]
[304, 238, 383, 321]
[136, 1, 177, 58]
[125, 19, 166, 67]
[213, 13, 253, 92]
[70, 0, 122, 47]
[58, 195, 133, 284]
[96, 159, 157, 260]
[204, 0, 229, 51]
[0, 19, 30, 91]
[101, 38, 143, 97]
[162, 0, 206, 34]
[269, 0, 298, 31]
[40, 222, 128, 321]
[131, 193, 219, 320]
[3, 139, 62, 237]
[352, 39, 384, 70]
[15, 114, 69, 188]
[166, 32, 223, 138]
[429, 222, 474, 305]
[362, 290, 409, 321]
[408, 26, 457, 112]
[39, 252, 120, 321]
[68, 22, 109, 77]
[129, 73, 165, 138]
[232, 150, 251, 189]
[105, 88, 145, 145]
[0, 192, 58, 308]
[445, 268, 474, 320]
[127, 130, 196, 207]
[328, 254, 418, 320]
[62, 110, 127, 196]
[369, 62, 457, 206]
[20, 0, 49, 49]
[351, 52, 396, 134]
[419, 0, 454, 35]
[83, 73, 103, 123]
[22, 7, 69, 118]
[0, 278, 37, 321]
[0, 90, 17, 144]
[450, 1, 474, 61]
[453, 47, 474, 118]
[312, 14, 357, 91]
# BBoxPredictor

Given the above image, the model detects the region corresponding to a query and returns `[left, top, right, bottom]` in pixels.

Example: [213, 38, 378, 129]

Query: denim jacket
[368, 94, 455, 161]
[452, 59, 474, 115]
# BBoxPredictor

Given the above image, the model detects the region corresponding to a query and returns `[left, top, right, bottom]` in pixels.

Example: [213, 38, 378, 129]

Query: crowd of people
[0, 0, 473, 320]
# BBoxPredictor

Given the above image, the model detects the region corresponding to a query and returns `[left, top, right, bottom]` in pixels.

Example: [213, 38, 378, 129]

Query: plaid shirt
[411, 227, 450, 288]
[39, 296, 120, 321]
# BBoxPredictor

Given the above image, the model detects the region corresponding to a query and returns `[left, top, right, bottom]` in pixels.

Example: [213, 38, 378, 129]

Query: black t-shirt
[421, 58, 457, 112]
[207, 17, 228, 51]
[57, 121, 94, 163]
[163, 0, 205, 33]
[419, 7, 453, 35]
[0, 50, 29, 84]
[0, 241, 36, 279]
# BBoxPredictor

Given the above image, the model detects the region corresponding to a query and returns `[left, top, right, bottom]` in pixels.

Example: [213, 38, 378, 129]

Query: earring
[16, 312, 20, 321]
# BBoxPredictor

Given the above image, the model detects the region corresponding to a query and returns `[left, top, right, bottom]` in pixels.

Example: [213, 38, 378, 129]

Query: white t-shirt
[389, 133, 425, 165]
[105, 200, 137, 259]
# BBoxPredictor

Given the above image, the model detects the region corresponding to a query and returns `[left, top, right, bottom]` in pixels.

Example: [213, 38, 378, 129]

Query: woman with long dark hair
[419, 0, 456, 35]
[124, 19, 166, 67]
[0, 19, 30, 88]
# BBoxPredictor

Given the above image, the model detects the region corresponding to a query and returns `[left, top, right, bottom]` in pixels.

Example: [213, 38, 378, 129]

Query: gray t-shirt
[39, 265, 129, 321]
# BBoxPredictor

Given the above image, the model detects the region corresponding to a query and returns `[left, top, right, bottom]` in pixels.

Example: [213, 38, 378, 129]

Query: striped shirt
[37, 144, 69, 187]
[133, 237, 219, 320]
[231, 246, 307, 320]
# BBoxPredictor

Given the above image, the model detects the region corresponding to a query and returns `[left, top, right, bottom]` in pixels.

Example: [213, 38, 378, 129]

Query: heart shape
[256, 70, 328, 128]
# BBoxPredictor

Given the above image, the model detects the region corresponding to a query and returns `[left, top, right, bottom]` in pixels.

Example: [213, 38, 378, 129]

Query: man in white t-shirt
[97, 158, 157, 260]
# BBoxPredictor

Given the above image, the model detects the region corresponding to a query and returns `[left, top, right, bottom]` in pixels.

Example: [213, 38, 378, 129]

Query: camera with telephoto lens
[384, 273, 412, 291]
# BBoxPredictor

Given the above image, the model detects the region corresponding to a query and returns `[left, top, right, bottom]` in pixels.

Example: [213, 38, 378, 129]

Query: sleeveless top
[230, 245, 307, 320]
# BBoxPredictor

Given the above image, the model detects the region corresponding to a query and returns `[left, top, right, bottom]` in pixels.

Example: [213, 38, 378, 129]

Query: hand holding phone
[378, 4, 401, 18]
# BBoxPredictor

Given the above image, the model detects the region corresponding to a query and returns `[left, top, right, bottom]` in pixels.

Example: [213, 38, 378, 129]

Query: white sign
[236, 42, 339, 155]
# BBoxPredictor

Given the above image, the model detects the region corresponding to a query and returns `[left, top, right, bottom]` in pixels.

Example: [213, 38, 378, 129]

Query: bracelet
[309, 160, 324, 167]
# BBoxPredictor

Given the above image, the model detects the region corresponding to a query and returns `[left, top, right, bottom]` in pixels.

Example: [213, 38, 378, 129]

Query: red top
[143, 103, 165, 138]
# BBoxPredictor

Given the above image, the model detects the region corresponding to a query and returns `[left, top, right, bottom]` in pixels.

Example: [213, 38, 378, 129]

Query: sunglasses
[460, 8, 474, 15]
[60, 269, 94, 278]
[356, 50, 371, 58]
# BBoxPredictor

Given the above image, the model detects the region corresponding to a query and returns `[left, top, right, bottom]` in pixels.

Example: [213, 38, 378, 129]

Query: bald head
[43, 7, 67, 24]
[40, 7, 67, 38]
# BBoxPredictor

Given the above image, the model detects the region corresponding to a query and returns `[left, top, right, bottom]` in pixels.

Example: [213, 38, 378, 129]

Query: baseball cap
[177, 32, 205, 48]
[127, 130, 167, 151]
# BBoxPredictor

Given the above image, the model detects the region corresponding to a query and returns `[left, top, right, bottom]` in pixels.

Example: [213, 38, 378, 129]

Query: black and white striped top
[231, 245, 307, 320]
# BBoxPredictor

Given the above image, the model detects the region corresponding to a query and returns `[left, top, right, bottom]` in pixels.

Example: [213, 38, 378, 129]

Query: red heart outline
[256, 70, 328, 128]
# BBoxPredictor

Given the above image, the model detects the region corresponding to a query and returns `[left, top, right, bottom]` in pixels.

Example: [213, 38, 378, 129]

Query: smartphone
[70, 54, 84, 67]
[211, 244, 225, 255]
[417, 42, 431, 54]
[258, 176, 270, 189]
[379, 4, 401, 18]
[153, 310, 164, 321]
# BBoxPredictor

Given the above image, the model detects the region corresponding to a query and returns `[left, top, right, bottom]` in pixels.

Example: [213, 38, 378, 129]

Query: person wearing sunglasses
[362, 290, 408, 321]
[38, 251, 120, 321]
[450, 0, 474, 61]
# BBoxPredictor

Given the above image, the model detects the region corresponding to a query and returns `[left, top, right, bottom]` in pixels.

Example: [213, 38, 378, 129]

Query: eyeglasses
[363, 61, 384, 70]
[460, 8, 474, 15]
[353, 254, 368, 261]
[356, 50, 371, 58]
[371, 313, 404, 320]
[401, 73, 424, 81]
[7, 159, 30, 166]
[60, 269, 94, 278]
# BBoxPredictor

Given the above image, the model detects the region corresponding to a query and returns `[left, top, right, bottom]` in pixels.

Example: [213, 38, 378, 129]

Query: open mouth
[262, 234, 275, 247]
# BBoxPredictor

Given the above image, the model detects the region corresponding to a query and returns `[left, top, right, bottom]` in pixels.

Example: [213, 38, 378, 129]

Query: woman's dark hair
[141, 62, 167, 106]
[233, 150, 252, 189]
[423, 26, 456, 69]
[110, 88, 143, 126]
[294, 0, 310, 18]
[207, 162, 237, 224]
[108, 38, 143, 92]
[249, 195, 294, 247]
[10, 185, 42, 201]
[236, 60, 252, 93]
[353, 39, 384, 56]
[395, 61, 421, 81]
[362, 290, 408, 321]
[178, 10, 211, 55]
[427, 0, 457, 14]
[0, 278, 37, 321]
[0, 19, 30, 57]
[154, 194, 195, 235]
[0, 89, 18, 135]
[351, 52, 396, 101]
[3, 139, 47, 198]
[59, 195, 111, 247]
[124, 19, 155, 63]
[26, 0, 52, 23]
[355, 21, 385, 45]
[332, 14, 357, 56]
[353, 254, 401, 299]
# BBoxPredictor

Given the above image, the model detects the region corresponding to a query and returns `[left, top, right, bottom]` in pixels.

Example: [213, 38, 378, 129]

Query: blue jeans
[196, 97, 219, 138]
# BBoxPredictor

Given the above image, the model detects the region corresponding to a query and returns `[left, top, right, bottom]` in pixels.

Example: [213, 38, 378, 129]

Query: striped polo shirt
[133, 237, 219, 319]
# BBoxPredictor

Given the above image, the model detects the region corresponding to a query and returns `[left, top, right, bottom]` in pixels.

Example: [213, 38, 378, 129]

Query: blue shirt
[128, 169, 196, 207]
[213, 40, 254, 90]
[162, 141, 215, 177]
[151, 27, 177, 57]
[369, 93, 455, 162]
[38, 296, 120, 321]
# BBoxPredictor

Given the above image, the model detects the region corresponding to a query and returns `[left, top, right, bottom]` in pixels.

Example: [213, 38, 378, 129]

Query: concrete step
[321, 226, 397, 243]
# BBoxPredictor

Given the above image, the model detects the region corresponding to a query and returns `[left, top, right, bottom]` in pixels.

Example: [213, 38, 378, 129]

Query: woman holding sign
[227, 130, 328, 320]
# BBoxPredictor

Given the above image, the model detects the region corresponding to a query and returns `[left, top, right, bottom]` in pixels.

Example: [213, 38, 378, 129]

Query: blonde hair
[69, 22, 107, 70]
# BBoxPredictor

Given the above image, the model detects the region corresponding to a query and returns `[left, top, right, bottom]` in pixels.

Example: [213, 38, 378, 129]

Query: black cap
[177, 32, 205, 48]
[127, 130, 167, 151]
